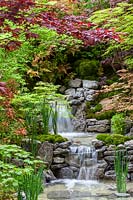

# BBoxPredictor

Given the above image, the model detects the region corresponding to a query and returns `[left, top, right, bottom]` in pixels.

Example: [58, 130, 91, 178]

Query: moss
[96, 133, 109, 142]
[74, 59, 100, 80]
[96, 133, 131, 146]
[96, 110, 116, 120]
[91, 104, 103, 113]
[86, 109, 116, 120]
[36, 134, 68, 144]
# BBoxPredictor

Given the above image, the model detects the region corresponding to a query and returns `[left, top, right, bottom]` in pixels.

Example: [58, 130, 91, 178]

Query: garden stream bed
[39, 132, 133, 200]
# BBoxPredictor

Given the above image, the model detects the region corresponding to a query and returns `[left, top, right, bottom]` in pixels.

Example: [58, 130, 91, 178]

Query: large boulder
[38, 141, 54, 167]
[55, 167, 74, 179]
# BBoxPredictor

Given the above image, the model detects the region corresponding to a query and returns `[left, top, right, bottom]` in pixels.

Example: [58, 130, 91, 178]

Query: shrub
[74, 59, 100, 80]
[36, 134, 68, 144]
[96, 133, 131, 145]
[96, 133, 109, 143]
[111, 113, 126, 135]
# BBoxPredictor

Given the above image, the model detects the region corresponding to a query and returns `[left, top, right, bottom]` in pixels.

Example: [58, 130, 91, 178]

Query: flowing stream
[39, 103, 132, 200]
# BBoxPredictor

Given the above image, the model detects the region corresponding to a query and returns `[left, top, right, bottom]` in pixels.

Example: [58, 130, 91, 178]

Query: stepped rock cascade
[69, 145, 98, 180]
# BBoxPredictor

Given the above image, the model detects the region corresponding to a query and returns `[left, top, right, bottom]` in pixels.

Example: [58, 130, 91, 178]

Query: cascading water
[69, 145, 98, 180]
[50, 102, 98, 181]
[49, 102, 74, 133]
[56, 103, 73, 133]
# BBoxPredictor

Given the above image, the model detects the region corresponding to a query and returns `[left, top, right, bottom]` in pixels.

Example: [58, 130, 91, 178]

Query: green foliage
[36, 134, 68, 144]
[115, 149, 128, 193]
[91, 104, 103, 113]
[0, 144, 44, 198]
[96, 133, 130, 145]
[0, 26, 82, 87]
[90, 3, 133, 69]
[74, 59, 100, 80]
[18, 167, 43, 200]
[82, 0, 110, 10]
[111, 113, 126, 135]
[96, 133, 109, 142]
[86, 109, 116, 120]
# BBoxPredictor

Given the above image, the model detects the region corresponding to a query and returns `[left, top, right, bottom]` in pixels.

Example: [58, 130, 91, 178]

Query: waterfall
[49, 102, 74, 133]
[70, 145, 98, 180]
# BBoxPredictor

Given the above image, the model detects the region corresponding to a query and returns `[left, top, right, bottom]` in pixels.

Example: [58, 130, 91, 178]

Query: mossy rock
[96, 133, 131, 146]
[36, 134, 68, 144]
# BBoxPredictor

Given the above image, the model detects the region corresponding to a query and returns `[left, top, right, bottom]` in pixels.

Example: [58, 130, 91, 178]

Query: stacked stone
[38, 141, 74, 181]
[92, 139, 133, 181]
[62, 78, 110, 132]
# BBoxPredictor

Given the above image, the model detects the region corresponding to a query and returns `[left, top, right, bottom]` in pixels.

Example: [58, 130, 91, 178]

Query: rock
[125, 140, 133, 150]
[115, 193, 130, 197]
[97, 160, 108, 168]
[43, 169, 56, 183]
[117, 144, 126, 149]
[83, 80, 98, 89]
[71, 105, 78, 115]
[104, 151, 115, 156]
[104, 156, 115, 163]
[96, 146, 107, 159]
[65, 88, 75, 96]
[68, 79, 82, 88]
[96, 168, 105, 179]
[128, 163, 133, 172]
[85, 95, 94, 101]
[51, 163, 68, 170]
[127, 188, 133, 196]
[92, 139, 104, 149]
[53, 148, 70, 156]
[72, 118, 86, 132]
[84, 89, 95, 97]
[128, 150, 133, 155]
[86, 119, 110, 133]
[59, 86, 66, 94]
[104, 170, 116, 180]
[74, 89, 84, 98]
[86, 125, 110, 133]
[55, 167, 74, 179]
[38, 142, 54, 167]
[107, 145, 116, 151]
[58, 141, 72, 149]
[70, 99, 81, 105]
[53, 157, 65, 164]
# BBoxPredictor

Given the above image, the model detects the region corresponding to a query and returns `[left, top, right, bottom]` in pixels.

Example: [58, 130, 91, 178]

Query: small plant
[96, 134, 131, 145]
[115, 149, 128, 193]
[111, 113, 126, 135]
[17, 167, 44, 200]
[0, 144, 44, 199]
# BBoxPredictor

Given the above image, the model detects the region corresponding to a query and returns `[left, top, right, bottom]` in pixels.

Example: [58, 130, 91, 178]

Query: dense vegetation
[0, 0, 132, 199]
